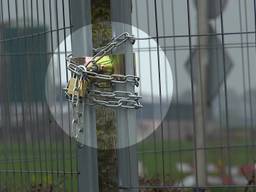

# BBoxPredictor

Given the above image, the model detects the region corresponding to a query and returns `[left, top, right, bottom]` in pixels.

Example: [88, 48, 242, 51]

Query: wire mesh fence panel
[132, 0, 256, 191]
[1, 0, 256, 192]
[0, 0, 78, 191]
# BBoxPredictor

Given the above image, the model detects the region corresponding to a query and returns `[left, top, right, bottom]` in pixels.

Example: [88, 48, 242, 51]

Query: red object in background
[240, 164, 256, 181]
[222, 176, 234, 185]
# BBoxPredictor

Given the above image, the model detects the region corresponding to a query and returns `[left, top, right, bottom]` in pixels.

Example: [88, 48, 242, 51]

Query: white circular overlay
[45, 23, 173, 149]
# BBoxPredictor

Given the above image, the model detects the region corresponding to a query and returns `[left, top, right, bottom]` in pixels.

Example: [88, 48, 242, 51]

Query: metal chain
[87, 90, 142, 108]
[85, 32, 135, 68]
[65, 86, 143, 110]
[67, 65, 140, 87]
[65, 32, 142, 139]
[70, 75, 83, 139]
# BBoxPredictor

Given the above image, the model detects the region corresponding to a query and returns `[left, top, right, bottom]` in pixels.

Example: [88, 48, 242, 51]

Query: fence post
[111, 0, 139, 191]
[194, 0, 208, 189]
[70, 1, 99, 192]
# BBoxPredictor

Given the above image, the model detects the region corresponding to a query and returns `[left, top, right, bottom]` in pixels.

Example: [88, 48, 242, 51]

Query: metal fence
[1, 0, 256, 191]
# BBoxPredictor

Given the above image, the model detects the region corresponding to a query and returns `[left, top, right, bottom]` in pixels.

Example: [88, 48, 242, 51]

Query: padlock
[66, 77, 89, 98]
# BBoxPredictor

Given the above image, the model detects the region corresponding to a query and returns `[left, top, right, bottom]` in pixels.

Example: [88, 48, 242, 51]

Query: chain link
[65, 32, 142, 139]
[85, 32, 135, 68]
[70, 75, 83, 139]
[87, 89, 143, 109]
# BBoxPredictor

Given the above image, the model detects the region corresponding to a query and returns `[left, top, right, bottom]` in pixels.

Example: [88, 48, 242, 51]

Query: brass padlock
[66, 77, 89, 98]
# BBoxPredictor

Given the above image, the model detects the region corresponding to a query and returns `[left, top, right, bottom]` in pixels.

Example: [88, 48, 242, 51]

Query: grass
[138, 138, 255, 174]
[137, 137, 255, 192]
[0, 136, 254, 191]
[0, 141, 78, 192]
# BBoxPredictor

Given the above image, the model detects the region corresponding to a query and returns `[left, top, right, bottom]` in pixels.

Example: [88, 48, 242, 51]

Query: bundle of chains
[64, 32, 143, 139]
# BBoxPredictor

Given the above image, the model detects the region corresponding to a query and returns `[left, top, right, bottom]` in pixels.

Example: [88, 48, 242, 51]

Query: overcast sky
[1, 0, 256, 98]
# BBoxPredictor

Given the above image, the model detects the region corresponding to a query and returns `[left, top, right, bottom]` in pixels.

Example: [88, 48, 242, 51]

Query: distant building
[0, 24, 48, 103]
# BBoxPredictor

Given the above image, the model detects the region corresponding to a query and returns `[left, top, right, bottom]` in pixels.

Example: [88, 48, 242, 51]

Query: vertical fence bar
[111, 0, 139, 191]
[195, 0, 208, 189]
[70, 1, 99, 192]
